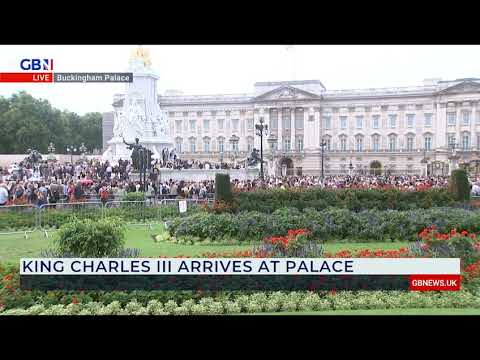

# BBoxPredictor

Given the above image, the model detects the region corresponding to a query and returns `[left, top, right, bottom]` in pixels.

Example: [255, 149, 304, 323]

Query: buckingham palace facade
[104, 77, 480, 176]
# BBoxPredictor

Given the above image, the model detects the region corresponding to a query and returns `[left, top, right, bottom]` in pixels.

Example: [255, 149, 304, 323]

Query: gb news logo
[20, 58, 54, 71]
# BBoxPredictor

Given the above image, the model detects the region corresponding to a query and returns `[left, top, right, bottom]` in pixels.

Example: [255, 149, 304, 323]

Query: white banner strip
[20, 258, 460, 275]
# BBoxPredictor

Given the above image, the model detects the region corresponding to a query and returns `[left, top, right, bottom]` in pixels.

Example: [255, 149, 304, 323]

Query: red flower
[71, 297, 78, 304]
[3, 274, 12, 281]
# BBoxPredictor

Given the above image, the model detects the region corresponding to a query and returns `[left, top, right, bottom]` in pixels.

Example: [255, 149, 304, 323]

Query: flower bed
[2, 290, 480, 315]
[2, 225, 480, 313]
[166, 207, 480, 243]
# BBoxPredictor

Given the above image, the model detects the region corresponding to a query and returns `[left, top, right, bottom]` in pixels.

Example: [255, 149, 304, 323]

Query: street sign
[179, 200, 187, 213]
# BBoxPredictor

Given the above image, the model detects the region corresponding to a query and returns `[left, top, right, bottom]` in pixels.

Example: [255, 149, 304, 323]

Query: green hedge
[450, 169, 470, 201]
[235, 188, 456, 213]
[167, 207, 480, 243]
[215, 173, 233, 203]
[0, 203, 204, 231]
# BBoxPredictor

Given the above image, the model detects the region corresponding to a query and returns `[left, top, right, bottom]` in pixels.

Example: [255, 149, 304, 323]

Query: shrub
[215, 173, 233, 203]
[122, 192, 146, 202]
[53, 217, 126, 257]
[449, 169, 470, 201]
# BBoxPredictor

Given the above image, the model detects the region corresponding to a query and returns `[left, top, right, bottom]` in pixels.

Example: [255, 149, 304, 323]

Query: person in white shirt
[0, 181, 9, 206]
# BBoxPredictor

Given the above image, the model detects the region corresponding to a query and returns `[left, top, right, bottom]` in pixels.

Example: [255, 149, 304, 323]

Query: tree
[0, 91, 103, 154]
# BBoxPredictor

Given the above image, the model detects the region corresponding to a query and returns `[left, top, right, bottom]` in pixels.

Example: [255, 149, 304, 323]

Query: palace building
[104, 75, 480, 177]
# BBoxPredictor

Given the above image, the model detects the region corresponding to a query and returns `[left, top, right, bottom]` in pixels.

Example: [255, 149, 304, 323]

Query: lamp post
[267, 133, 278, 176]
[448, 138, 459, 175]
[47, 142, 56, 162]
[66, 145, 78, 164]
[420, 148, 428, 176]
[229, 134, 240, 168]
[348, 159, 353, 176]
[79, 143, 87, 160]
[320, 139, 327, 181]
[255, 116, 268, 181]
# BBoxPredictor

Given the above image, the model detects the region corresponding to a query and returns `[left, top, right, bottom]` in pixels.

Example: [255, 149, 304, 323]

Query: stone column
[278, 107, 283, 152]
[456, 103, 462, 148]
[473, 102, 477, 149]
[436, 102, 446, 149]
[291, 107, 295, 152]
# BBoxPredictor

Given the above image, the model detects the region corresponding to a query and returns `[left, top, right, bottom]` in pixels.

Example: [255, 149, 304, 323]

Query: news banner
[0, 72, 132, 83]
[20, 258, 461, 291]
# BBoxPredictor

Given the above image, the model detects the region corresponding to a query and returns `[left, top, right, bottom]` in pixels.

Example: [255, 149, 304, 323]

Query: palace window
[340, 136, 347, 151]
[296, 136, 304, 151]
[447, 134, 456, 148]
[355, 136, 364, 152]
[389, 115, 397, 129]
[189, 138, 196, 153]
[407, 114, 415, 128]
[175, 139, 182, 153]
[323, 137, 331, 151]
[247, 118, 254, 131]
[232, 141, 239, 152]
[447, 112, 456, 126]
[424, 113, 432, 127]
[203, 139, 210, 153]
[189, 120, 196, 132]
[217, 119, 224, 130]
[218, 138, 225, 153]
[232, 119, 239, 131]
[295, 108, 304, 129]
[203, 119, 209, 132]
[247, 137, 254, 152]
[372, 115, 380, 129]
[372, 135, 380, 151]
[282, 108, 291, 129]
[175, 120, 182, 133]
[356, 116, 363, 129]
[270, 109, 278, 130]
[323, 116, 331, 130]
[388, 134, 397, 151]
[340, 116, 348, 129]
[424, 136, 432, 151]
[463, 112, 470, 126]
[477, 135, 480, 150]
[406, 136, 415, 151]
[283, 138, 291, 151]
[462, 133, 470, 150]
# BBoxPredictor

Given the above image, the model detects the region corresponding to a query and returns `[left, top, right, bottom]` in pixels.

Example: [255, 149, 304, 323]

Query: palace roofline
[112, 78, 480, 107]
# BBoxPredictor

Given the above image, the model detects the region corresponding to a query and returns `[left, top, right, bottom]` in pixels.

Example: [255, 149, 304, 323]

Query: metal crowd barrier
[0, 204, 39, 238]
[38, 201, 104, 237]
[0, 198, 211, 239]
[104, 200, 156, 229]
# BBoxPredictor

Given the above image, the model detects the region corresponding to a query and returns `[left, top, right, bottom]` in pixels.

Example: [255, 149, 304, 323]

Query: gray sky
[0, 45, 479, 115]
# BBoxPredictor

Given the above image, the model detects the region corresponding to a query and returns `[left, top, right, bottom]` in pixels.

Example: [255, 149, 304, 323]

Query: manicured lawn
[0, 224, 409, 264]
[254, 308, 480, 315]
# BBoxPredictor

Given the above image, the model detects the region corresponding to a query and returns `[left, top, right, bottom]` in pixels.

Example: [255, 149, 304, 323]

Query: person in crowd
[0, 180, 9, 206]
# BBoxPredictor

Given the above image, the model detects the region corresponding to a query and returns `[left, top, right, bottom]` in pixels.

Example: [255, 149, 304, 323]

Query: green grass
[253, 308, 480, 315]
[0, 224, 409, 264]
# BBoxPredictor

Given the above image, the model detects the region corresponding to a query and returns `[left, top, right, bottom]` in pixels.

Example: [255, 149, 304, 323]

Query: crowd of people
[2, 156, 480, 208]
[231, 175, 451, 192]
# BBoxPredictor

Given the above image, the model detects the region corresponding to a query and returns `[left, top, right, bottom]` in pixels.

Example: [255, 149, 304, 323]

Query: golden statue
[130, 46, 152, 67]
